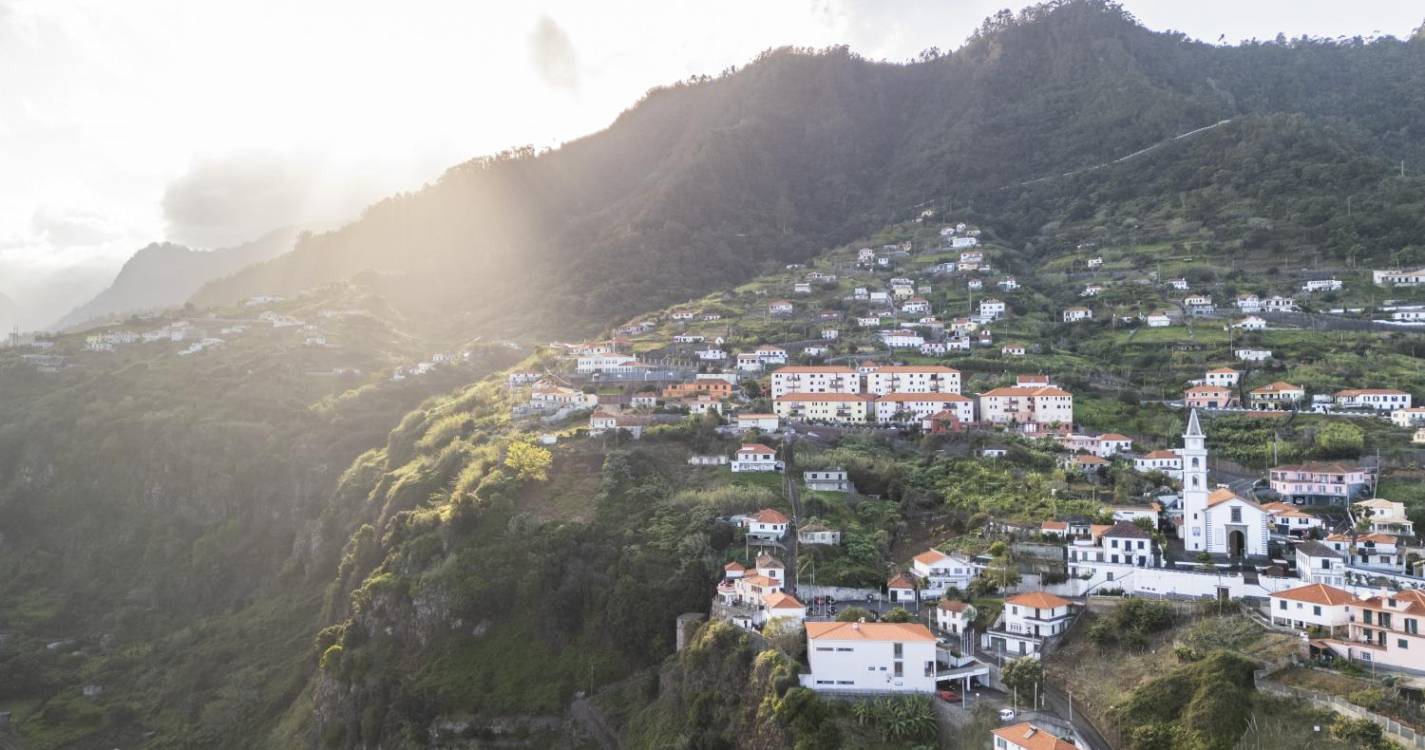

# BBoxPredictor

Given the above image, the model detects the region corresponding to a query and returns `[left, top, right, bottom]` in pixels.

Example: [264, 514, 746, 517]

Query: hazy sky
[0, 0, 1420, 326]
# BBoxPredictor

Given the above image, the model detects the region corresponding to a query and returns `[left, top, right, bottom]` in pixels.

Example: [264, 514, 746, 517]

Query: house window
[1278, 600, 1287, 610]
[893, 662, 903, 677]
[1313, 606, 1322, 616]
[893, 643, 903, 658]
[1230, 508, 1242, 523]
[1400, 639, 1410, 650]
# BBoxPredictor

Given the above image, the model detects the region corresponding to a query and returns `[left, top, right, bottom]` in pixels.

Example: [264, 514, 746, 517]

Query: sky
[0, 0, 1420, 328]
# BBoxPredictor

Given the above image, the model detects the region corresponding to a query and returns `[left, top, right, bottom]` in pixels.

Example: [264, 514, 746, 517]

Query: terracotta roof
[724, 561, 745, 571]
[740, 574, 779, 588]
[1088, 524, 1113, 538]
[739, 444, 777, 454]
[871, 365, 960, 374]
[1326, 532, 1397, 545]
[776, 392, 875, 402]
[1073, 454, 1109, 465]
[1272, 462, 1369, 474]
[772, 365, 856, 374]
[1206, 488, 1258, 508]
[1251, 381, 1303, 394]
[887, 572, 917, 590]
[1356, 498, 1403, 508]
[751, 508, 789, 524]
[1273, 583, 1357, 607]
[913, 549, 949, 565]
[1005, 592, 1071, 609]
[1335, 388, 1409, 396]
[1208, 367, 1239, 374]
[1041, 520, 1068, 531]
[1142, 450, 1180, 459]
[764, 592, 805, 610]
[938, 600, 971, 613]
[992, 723, 1078, 750]
[1099, 433, 1131, 441]
[805, 621, 936, 642]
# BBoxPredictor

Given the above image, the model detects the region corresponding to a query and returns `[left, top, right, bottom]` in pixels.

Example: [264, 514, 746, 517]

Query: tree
[882, 607, 914, 623]
[763, 617, 805, 660]
[1001, 657, 1044, 704]
[504, 439, 552, 482]
[836, 606, 874, 622]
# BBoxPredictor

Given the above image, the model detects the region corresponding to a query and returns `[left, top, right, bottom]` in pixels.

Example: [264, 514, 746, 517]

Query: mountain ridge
[54, 226, 301, 331]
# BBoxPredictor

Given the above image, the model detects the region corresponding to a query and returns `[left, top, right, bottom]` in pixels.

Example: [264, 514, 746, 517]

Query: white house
[1269, 583, 1357, 633]
[911, 549, 976, 594]
[1235, 348, 1272, 362]
[993, 723, 1077, 750]
[1144, 311, 1171, 328]
[978, 386, 1073, 427]
[979, 298, 1006, 319]
[1168, 277, 1190, 291]
[794, 282, 812, 294]
[1232, 316, 1267, 331]
[1002, 344, 1026, 357]
[1081, 285, 1104, 297]
[1334, 389, 1411, 412]
[576, 353, 640, 373]
[1061, 306, 1093, 323]
[804, 468, 852, 492]
[1303, 279, 1343, 293]
[1262, 296, 1296, 312]
[875, 393, 975, 425]
[951, 236, 979, 249]
[742, 509, 789, 539]
[1101, 521, 1155, 567]
[880, 330, 925, 349]
[1204, 367, 1240, 388]
[1391, 407, 1425, 428]
[1133, 450, 1183, 479]
[1373, 268, 1425, 286]
[732, 444, 782, 473]
[1295, 541, 1347, 587]
[983, 592, 1073, 657]
[902, 297, 931, 315]
[802, 622, 938, 693]
[934, 600, 976, 635]
[737, 413, 781, 432]
[864, 365, 961, 395]
[768, 300, 795, 315]
[998, 277, 1019, 291]
[771, 366, 859, 398]
[967, 279, 983, 291]
[798, 523, 842, 545]
[821, 328, 840, 340]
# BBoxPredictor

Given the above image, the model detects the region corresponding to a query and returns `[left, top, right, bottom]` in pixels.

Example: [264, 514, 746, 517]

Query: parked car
[998, 708, 1016, 722]
[937, 690, 961, 703]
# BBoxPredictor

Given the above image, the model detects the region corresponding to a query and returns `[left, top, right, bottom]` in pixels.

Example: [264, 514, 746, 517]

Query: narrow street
[782, 434, 802, 595]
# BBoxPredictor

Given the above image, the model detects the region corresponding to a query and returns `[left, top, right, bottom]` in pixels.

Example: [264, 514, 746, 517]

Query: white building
[1134, 450, 1183, 480]
[983, 592, 1073, 657]
[1303, 279, 1343, 293]
[1235, 348, 1272, 362]
[736, 413, 781, 432]
[576, 353, 641, 374]
[770, 366, 859, 398]
[880, 330, 925, 349]
[1180, 410, 1270, 558]
[911, 549, 976, 594]
[798, 523, 842, 545]
[1373, 268, 1425, 286]
[875, 393, 975, 425]
[1391, 407, 1425, 428]
[1061, 307, 1092, 323]
[978, 386, 1073, 427]
[804, 469, 852, 492]
[934, 600, 976, 635]
[1204, 367, 1240, 388]
[1295, 541, 1346, 587]
[732, 444, 782, 473]
[803, 622, 938, 693]
[1334, 389, 1411, 412]
[864, 365, 961, 395]
[742, 509, 789, 539]
[1270, 584, 1356, 632]
[1233, 316, 1267, 331]
[979, 298, 1006, 319]
[993, 723, 1077, 750]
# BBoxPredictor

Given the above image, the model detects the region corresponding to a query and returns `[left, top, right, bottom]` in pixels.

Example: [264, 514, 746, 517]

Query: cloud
[160, 152, 317, 248]
[528, 15, 579, 92]
[30, 206, 125, 247]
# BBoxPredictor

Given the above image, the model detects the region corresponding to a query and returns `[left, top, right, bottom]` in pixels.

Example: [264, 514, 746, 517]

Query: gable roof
[913, 549, 949, 566]
[992, 723, 1077, 750]
[1142, 450, 1180, 459]
[755, 554, 785, 569]
[1295, 540, 1341, 559]
[805, 621, 936, 642]
[739, 444, 777, 454]
[938, 600, 972, 613]
[1272, 583, 1357, 607]
[1104, 520, 1152, 539]
[763, 592, 805, 610]
[751, 508, 789, 524]
[1207, 487, 1260, 509]
[887, 572, 917, 590]
[1005, 591, 1071, 609]
[981, 386, 1072, 398]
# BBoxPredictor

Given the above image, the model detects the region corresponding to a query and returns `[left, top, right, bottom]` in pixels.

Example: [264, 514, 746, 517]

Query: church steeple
[1185, 408, 1203, 438]
[1181, 409, 1210, 552]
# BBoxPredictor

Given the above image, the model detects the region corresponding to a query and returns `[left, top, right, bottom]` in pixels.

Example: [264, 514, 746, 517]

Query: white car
[998, 708, 1017, 723]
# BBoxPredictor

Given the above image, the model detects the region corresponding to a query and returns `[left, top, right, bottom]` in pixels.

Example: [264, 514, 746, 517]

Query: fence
[1245, 660, 1425, 749]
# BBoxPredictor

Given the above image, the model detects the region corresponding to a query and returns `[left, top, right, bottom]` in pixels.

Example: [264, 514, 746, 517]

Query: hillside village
[487, 217, 1425, 747]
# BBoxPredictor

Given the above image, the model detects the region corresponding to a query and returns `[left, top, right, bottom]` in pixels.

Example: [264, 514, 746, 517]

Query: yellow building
[773, 393, 874, 424]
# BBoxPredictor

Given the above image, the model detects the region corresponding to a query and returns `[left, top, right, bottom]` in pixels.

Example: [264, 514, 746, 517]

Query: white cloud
[529, 15, 580, 92]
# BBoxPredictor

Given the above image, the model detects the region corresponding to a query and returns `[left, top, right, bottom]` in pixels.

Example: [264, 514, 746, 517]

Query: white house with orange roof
[1261, 502, 1323, 537]
[1354, 498, 1414, 536]
[902, 297, 931, 315]
[1248, 381, 1305, 411]
[1205, 367, 1240, 388]
[742, 509, 789, 539]
[978, 386, 1073, 427]
[1391, 407, 1425, 428]
[1039, 520, 1068, 539]
[1133, 449, 1183, 480]
[1334, 388, 1412, 412]
[1184, 384, 1236, 409]
[993, 723, 1078, 750]
[717, 555, 803, 628]
[1269, 583, 1357, 633]
[802, 621, 939, 693]
[934, 600, 976, 635]
[984, 592, 1074, 657]
[736, 413, 781, 432]
[911, 549, 976, 594]
[732, 444, 782, 473]
[1325, 589, 1425, 672]
[1325, 532, 1403, 573]
[886, 572, 918, 604]
[863, 365, 961, 395]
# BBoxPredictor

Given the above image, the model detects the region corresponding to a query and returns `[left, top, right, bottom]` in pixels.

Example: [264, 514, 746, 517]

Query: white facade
[875, 394, 974, 425]
[1181, 410, 1270, 557]
[576, 354, 640, 373]
[770, 366, 859, 398]
[911, 549, 975, 594]
[864, 366, 961, 395]
[732, 444, 781, 473]
[803, 622, 938, 693]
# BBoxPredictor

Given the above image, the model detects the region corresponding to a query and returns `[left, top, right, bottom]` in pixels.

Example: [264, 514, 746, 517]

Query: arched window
[1192, 477, 1200, 488]
[1192, 457, 1200, 468]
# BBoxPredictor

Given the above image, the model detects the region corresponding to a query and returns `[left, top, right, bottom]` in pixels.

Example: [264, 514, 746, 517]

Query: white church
[1180, 410, 1270, 558]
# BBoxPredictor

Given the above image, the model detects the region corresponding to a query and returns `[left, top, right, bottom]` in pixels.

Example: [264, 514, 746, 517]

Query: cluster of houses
[1180, 366, 1416, 428]
[771, 366, 1071, 433]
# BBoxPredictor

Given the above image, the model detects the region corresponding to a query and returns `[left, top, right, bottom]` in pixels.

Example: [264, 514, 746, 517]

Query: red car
[937, 689, 961, 703]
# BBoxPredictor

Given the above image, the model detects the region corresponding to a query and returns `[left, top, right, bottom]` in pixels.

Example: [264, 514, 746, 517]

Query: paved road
[783, 435, 802, 596]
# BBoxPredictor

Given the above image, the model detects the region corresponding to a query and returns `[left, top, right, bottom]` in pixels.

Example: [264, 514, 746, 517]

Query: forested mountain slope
[192, 0, 1425, 341]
